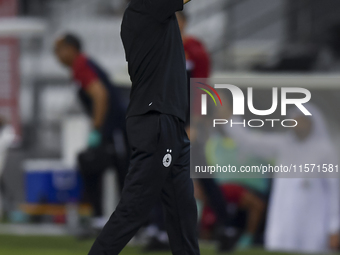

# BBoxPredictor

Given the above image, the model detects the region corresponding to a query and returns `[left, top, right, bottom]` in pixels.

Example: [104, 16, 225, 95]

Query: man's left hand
[88, 130, 102, 148]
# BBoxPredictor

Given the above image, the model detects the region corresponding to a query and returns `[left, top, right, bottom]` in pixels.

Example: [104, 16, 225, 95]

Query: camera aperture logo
[196, 82, 312, 128]
[197, 82, 223, 114]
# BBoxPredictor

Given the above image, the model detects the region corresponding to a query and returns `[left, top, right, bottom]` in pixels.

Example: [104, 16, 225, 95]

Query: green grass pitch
[0, 235, 330, 255]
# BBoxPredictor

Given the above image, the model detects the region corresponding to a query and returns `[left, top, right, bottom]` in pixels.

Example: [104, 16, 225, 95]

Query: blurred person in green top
[200, 125, 268, 250]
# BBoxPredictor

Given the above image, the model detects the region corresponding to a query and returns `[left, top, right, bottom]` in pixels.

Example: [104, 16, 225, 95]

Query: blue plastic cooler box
[24, 160, 82, 204]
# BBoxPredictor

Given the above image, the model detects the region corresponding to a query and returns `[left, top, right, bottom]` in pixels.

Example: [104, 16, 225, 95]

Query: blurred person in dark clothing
[54, 34, 129, 230]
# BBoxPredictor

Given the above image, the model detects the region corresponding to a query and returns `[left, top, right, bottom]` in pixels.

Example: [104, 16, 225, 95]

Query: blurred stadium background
[1, 0, 340, 254]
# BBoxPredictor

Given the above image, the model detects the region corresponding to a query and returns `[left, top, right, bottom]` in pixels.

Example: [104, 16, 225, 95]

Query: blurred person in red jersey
[179, 11, 241, 253]
[54, 34, 129, 233]
[176, 11, 210, 127]
[177, 12, 210, 78]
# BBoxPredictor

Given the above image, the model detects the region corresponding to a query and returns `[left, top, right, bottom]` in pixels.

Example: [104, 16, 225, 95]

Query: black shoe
[143, 237, 171, 252]
[217, 228, 240, 253]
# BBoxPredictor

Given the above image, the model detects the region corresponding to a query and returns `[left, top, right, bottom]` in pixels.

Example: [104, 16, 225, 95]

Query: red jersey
[72, 54, 98, 90]
[70, 54, 126, 132]
[183, 37, 211, 116]
[183, 36, 210, 78]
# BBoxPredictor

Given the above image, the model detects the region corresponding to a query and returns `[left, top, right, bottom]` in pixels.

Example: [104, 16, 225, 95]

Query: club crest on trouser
[163, 149, 172, 167]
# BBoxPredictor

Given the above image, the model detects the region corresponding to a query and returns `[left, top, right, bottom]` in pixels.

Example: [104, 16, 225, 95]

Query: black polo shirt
[121, 0, 187, 122]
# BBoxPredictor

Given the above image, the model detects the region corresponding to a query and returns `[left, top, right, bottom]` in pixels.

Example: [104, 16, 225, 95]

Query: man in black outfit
[88, 0, 200, 254]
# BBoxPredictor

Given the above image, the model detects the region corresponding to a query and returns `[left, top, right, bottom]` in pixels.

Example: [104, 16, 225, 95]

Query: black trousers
[88, 112, 200, 255]
[80, 130, 129, 217]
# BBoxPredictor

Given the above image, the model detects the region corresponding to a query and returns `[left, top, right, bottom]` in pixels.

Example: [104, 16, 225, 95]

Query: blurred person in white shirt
[0, 116, 15, 219]
[220, 101, 340, 253]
